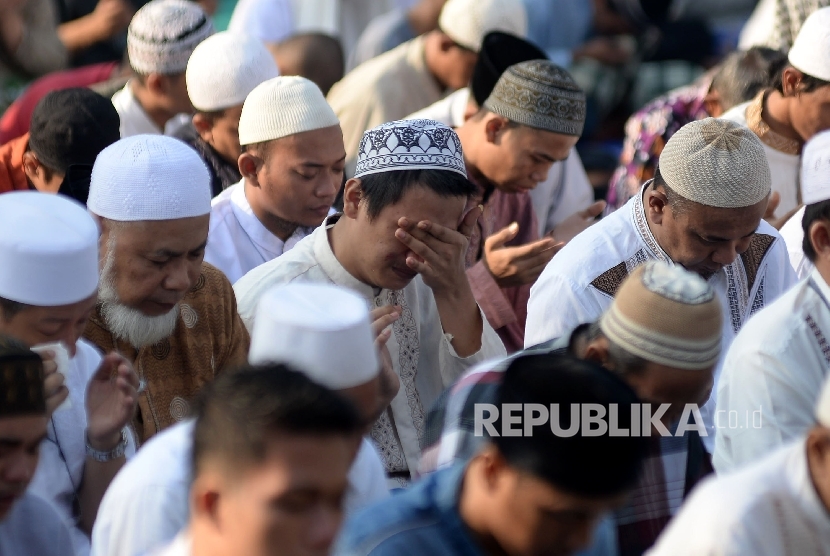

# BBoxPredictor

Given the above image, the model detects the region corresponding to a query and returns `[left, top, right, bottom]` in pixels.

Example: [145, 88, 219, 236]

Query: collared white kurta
[111, 82, 190, 138]
[204, 180, 313, 284]
[29, 339, 137, 556]
[525, 184, 797, 449]
[405, 89, 595, 236]
[780, 205, 812, 279]
[647, 439, 830, 556]
[714, 268, 830, 473]
[233, 216, 506, 477]
[91, 419, 388, 556]
[0, 494, 75, 556]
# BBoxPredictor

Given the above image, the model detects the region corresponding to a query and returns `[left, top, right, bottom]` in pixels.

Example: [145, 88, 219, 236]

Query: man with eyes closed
[526, 118, 798, 450]
[204, 76, 346, 284]
[84, 134, 250, 446]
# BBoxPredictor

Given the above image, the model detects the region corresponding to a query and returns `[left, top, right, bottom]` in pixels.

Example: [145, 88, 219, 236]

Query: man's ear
[193, 113, 214, 143]
[21, 151, 40, 181]
[190, 472, 223, 526]
[238, 152, 260, 186]
[781, 67, 805, 97]
[809, 220, 830, 264]
[703, 89, 723, 118]
[584, 336, 611, 368]
[437, 31, 456, 53]
[484, 115, 510, 145]
[145, 73, 168, 95]
[646, 186, 669, 225]
[477, 444, 508, 492]
[342, 178, 363, 219]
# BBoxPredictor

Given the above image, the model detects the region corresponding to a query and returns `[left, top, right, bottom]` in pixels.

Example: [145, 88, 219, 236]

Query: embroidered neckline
[631, 182, 671, 263]
[746, 90, 802, 156]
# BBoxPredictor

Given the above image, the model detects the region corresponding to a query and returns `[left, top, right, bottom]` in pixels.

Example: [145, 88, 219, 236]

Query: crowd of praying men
[3, 0, 830, 555]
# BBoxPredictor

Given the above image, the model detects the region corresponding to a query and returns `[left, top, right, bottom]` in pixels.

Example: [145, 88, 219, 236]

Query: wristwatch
[85, 429, 128, 462]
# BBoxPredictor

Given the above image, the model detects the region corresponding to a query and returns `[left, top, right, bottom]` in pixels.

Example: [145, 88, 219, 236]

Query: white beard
[98, 249, 180, 348]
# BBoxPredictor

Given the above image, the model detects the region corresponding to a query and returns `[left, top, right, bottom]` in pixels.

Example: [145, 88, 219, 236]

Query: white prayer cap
[88, 135, 211, 221]
[354, 119, 467, 179]
[439, 0, 527, 53]
[238, 76, 340, 146]
[248, 283, 379, 390]
[0, 192, 98, 306]
[186, 32, 279, 112]
[788, 7, 830, 82]
[800, 129, 830, 205]
[127, 0, 214, 76]
[658, 118, 771, 208]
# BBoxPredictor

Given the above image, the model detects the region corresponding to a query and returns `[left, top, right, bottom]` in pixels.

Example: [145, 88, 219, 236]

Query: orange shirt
[0, 133, 30, 194]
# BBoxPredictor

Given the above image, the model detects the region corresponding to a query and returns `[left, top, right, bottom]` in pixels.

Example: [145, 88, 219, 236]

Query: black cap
[28, 88, 121, 174]
[0, 335, 45, 418]
[471, 32, 548, 107]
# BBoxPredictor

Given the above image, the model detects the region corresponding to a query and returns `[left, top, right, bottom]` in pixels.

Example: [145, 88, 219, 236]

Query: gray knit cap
[483, 60, 586, 136]
[127, 0, 214, 76]
[658, 118, 771, 209]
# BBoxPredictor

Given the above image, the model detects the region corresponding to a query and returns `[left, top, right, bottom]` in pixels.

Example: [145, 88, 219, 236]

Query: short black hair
[493, 352, 648, 498]
[192, 364, 363, 478]
[0, 296, 28, 321]
[358, 169, 476, 220]
[773, 63, 830, 94]
[802, 200, 830, 262]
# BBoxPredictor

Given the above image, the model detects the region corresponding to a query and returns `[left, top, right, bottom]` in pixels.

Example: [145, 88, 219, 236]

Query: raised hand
[39, 350, 69, 418]
[86, 353, 139, 452]
[551, 200, 606, 244]
[483, 223, 563, 288]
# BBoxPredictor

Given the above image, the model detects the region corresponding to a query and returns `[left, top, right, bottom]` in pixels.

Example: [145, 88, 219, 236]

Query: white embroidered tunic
[714, 268, 830, 473]
[233, 215, 506, 479]
[647, 439, 830, 556]
[526, 183, 797, 449]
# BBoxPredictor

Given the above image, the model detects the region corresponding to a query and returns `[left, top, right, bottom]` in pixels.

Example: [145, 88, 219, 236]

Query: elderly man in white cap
[715, 129, 830, 473]
[526, 118, 797, 450]
[327, 0, 527, 175]
[174, 31, 279, 197]
[649, 372, 830, 555]
[234, 119, 506, 483]
[0, 192, 139, 556]
[84, 135, 250, 445]
[112, 0, 214, 138]
[421, 261, 722, 555]
[91, 282, 394, 556]
[205, 76, 344, 284]
[722, 6, 830, 223]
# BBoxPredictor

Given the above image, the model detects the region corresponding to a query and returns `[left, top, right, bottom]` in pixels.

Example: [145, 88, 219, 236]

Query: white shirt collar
[312, 215, 379, 300]
[630, 181, 673, 263]
[112, 81, 162, 136]
[809, 267, 830, 307]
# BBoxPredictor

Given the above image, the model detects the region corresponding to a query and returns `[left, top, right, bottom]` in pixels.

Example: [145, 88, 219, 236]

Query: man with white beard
[84, 134, 250, 444]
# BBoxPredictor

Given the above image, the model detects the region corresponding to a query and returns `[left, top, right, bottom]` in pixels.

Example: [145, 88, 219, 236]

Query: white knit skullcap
[238, 76, 340, 146]
[801, 129, 830, 205]
[248, 283, 379, 389]
[128, 0, 214, 75]
[186, 32, 279, 112]
[788, 6, 830, 82]
[88, 135, 211, 221]
[0, 192, 99, 306]
[439, 0, 527, 52]
[658, 118, 771, 208]
[600, 262, 722, 371]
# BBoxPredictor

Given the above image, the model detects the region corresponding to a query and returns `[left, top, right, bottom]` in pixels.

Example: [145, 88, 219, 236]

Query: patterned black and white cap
[483, 60, 586, 137]
[127, 0, 214, 76]
[354, 119, 467, 179]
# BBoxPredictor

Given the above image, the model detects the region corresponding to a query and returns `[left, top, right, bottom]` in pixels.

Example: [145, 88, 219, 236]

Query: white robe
[0, 493, 75, 556]
[233, 215, 506, 477]
[720, 101, 801, 219]
[90, 420, 387, 556]
[149, 531, 191, 556]
[525, 185, 797, 449]
[28, 338, 137, 556]
[204, 180, 313, 284]
[714, 268, 830, 473]
[406, 89, 595, 236]
[111, 82, 190, 138]
[647, 439, 830, 556]
[780, 205, 812, 279]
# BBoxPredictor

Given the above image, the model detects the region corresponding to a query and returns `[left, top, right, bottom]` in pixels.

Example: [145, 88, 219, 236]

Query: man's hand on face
[86, 353, 139, 452]
[40, 350, 69, 419]
[483, 223, 563, 288]
[393, 206, 482, 296]
[551, 200, 606, 244]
